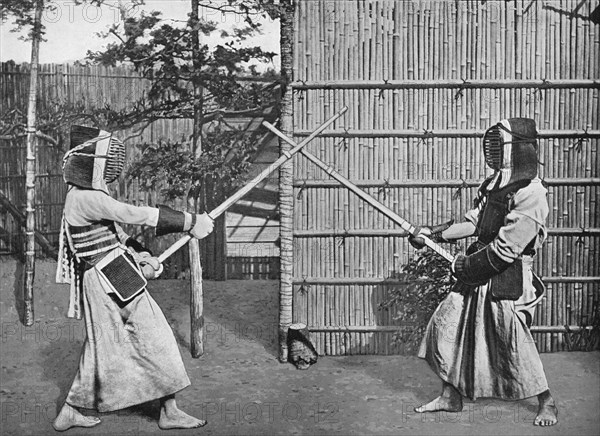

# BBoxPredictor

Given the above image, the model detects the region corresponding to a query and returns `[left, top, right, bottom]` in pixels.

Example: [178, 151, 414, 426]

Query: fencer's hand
[408, 227, 432, 249]
[190, 212, 214, 239]
[140, 257, 163, 280]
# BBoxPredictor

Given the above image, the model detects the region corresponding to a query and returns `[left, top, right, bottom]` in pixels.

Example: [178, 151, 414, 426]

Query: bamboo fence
[285, 0, 599, 354]
[0, 62, 279, 279]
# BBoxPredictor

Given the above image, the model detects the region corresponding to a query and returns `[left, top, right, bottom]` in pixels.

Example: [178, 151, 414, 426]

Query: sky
[0, 0, 281, 68]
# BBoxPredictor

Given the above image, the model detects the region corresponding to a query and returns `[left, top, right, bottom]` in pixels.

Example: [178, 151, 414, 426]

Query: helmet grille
[483, 126, 503, 170]
[104, 137, 126, 183]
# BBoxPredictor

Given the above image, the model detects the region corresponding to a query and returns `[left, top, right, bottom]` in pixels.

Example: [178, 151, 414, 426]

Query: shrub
[381, 248, 459, 354]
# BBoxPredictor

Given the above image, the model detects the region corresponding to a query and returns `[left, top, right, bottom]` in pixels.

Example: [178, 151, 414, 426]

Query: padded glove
[408, 220, 454, 249]
[408, 227, 432, 249]
[451, 245, 512, 286]
[139, 256, 163, 280]
[190, 212, 214, 239]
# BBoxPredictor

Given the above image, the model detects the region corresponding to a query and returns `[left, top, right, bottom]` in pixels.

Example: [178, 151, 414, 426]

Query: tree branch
[0, 131, 59, 146]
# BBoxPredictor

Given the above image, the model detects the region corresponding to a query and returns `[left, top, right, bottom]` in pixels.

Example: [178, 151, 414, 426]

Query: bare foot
[159, 407, 207, 430]
[534, 391, 558, 426]
[414, 395, 463, 413]
[52, 403, 101, 432]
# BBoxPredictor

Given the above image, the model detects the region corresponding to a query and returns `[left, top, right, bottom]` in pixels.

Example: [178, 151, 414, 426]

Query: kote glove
[451, 245, 512, 286]
[190, 212, 214, 239]
[139, 256, 163, 279]
[408, 227, 432, 249]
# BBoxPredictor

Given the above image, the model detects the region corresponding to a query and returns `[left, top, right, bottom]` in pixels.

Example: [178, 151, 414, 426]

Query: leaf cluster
[83, 1, 281, 204]
[381, 248, 459, 354]
[86, 4, 277, 109]
[127, 121, 261, 204]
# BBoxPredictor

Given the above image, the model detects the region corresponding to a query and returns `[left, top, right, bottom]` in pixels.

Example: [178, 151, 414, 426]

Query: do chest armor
[460, 179, 537, 301]
[478, 179, 528, 243]
[467, 178, 536, 256]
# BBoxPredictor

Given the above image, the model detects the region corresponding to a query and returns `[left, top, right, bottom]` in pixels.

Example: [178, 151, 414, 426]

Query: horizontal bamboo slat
[293, 178, 600, 188]
[293, 228, 600, 237]
[292, 277, 600, 285]
[307, 325, 596, 333]
[292, 79, 600, 89]
[294, 129, 600, 138]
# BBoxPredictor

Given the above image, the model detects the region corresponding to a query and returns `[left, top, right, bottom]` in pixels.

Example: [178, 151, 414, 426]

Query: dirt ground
[1, 259, 598, 436]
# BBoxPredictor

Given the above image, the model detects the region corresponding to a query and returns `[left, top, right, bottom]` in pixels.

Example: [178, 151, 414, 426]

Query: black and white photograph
[0, 0, 598, 435]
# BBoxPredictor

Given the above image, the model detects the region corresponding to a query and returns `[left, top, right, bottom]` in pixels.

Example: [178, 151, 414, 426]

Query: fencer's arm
[66, 189, 159, 226]
[441, 221, 477, 241]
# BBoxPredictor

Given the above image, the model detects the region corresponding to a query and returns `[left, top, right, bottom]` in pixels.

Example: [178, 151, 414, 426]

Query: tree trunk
[189, 0, 204, 358]
[23, 0, 44, 327]
[278, 0, 295, 362]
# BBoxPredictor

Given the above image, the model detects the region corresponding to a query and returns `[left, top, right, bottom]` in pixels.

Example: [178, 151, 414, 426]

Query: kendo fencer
[53, 126, 214, 431]
[409, 118, 558, 426]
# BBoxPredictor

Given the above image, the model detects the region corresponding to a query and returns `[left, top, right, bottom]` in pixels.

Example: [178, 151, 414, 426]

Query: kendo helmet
[63, 125, 126, 193]
[482, 118, 538, 186]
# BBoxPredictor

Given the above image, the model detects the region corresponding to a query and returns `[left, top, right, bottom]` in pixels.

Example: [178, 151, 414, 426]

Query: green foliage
[381, 248, 459, 354]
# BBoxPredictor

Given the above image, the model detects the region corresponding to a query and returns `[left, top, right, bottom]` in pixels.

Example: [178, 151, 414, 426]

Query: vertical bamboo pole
[23, 0, 44, 326]
[278, 0, 295, 362]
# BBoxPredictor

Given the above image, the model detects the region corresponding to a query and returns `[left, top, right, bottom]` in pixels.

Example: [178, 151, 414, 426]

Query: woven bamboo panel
[289, 0, 599, 354]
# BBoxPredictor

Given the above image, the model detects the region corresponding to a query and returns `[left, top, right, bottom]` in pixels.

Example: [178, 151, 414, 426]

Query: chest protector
[478, 179, 530, 243]
[465, 179, 536, 300]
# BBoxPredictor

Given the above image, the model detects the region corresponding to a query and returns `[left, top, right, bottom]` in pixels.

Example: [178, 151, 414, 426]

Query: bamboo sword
[158, 106, 349, 263]
[262, 121, 455, 263]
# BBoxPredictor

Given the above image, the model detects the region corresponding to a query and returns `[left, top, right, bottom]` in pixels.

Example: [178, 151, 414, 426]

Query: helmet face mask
[483, 125, 504, 171]
[63, 126, 126, 192]
[482, 118, 539, 187]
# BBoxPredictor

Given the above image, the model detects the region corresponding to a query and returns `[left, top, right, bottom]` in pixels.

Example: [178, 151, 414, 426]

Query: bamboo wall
[287, 0, 599, 354]
[0, 62, 278, 279]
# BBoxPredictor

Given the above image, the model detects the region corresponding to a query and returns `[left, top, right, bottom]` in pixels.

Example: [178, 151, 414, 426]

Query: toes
[534, 418, 556, 427]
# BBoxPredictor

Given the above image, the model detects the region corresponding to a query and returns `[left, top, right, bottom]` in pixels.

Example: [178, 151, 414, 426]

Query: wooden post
[23, 0, 44, 327]
[189, 0, 204, 357]
[188, 235, 204, 358]
[278, 0, 295, 363]
[213, 214, 227, 281]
